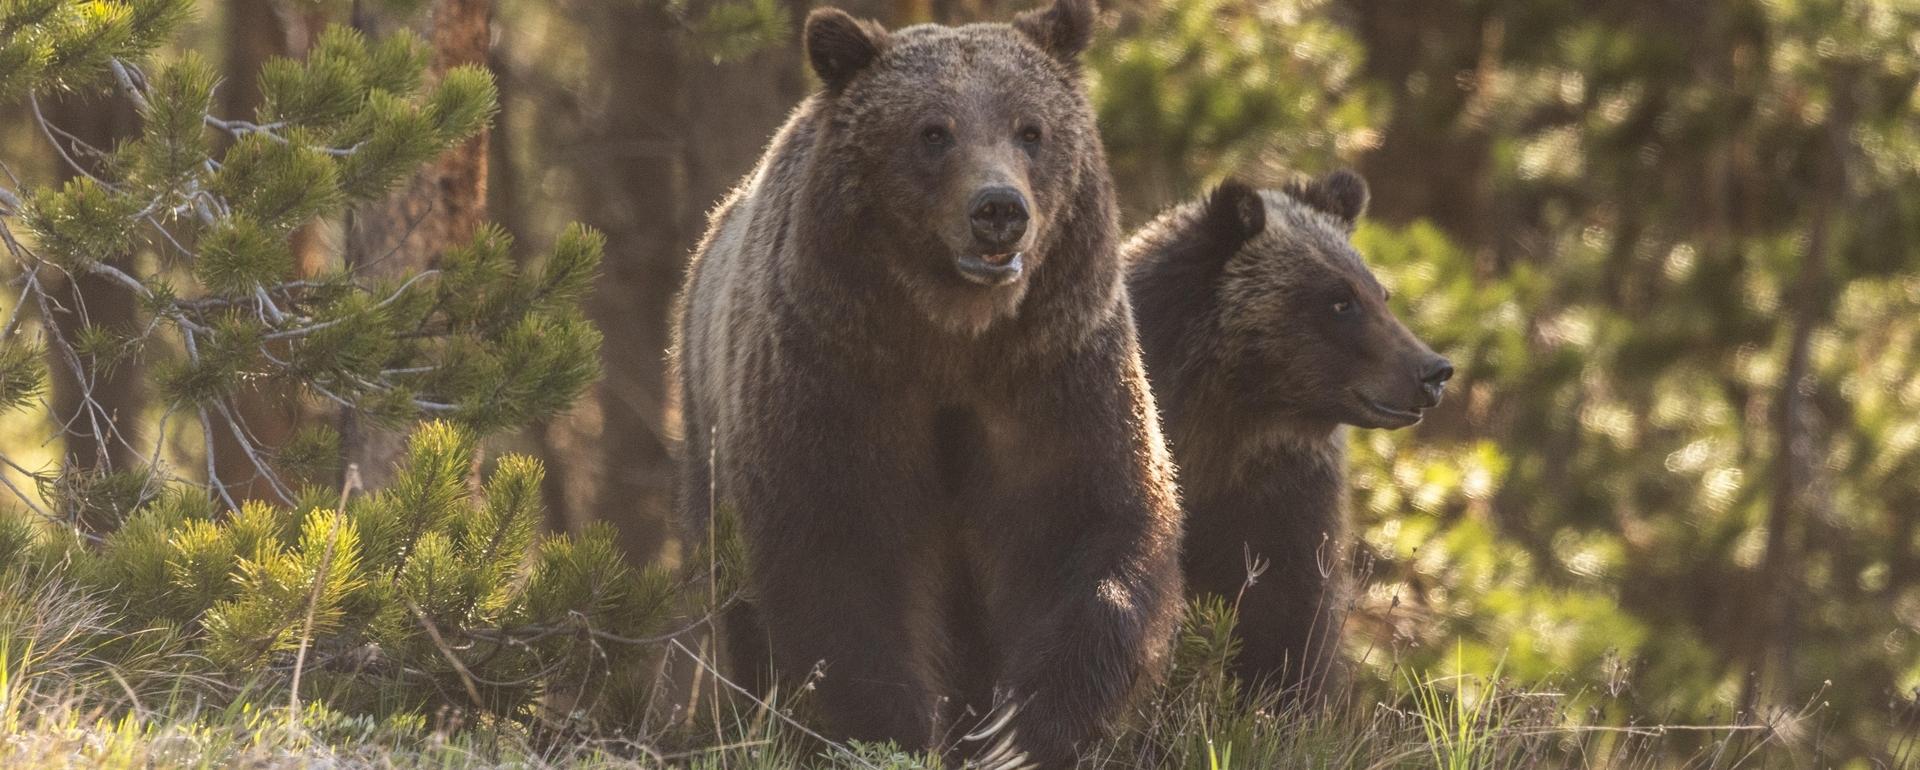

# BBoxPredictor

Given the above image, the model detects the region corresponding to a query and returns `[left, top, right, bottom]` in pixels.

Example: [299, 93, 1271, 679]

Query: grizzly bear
[670, 1, 1184, 766]
[1123, 171, 1452, 698]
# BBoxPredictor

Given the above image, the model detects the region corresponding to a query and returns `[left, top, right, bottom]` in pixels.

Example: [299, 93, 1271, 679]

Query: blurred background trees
[3, 0, 1918, 764]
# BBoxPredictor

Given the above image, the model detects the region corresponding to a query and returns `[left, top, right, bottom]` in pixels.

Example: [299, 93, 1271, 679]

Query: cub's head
[805, 0, 1101, 335]
[1193, 171, 1452, 430]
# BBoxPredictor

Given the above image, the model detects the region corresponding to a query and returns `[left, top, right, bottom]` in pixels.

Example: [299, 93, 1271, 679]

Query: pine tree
[0, 3, 601, 526]
[0, 421, 721, 728]
[0, 0, 715, 734]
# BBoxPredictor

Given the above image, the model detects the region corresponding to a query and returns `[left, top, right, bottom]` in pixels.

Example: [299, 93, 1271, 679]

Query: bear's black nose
[1419, 355, 1454, 406]
[969, 187, 1029, 251]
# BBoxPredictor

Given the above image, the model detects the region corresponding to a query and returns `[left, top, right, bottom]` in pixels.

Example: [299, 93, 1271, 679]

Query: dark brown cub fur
[1124, 171, 1452, 698]
[670, 1, 1183, 766]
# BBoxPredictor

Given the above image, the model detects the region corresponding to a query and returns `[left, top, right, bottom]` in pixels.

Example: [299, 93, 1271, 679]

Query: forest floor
[0, 686, 1806, 770]
[0, 616, 1822, 770]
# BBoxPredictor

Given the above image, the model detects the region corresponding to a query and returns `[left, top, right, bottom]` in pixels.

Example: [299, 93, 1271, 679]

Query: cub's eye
[1332, 298, 1356, 315]
[1019, 125, 1043, 145]
[921, 125, 952, 146]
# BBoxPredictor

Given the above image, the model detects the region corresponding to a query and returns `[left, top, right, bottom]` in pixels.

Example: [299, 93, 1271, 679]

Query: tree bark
[342, 0, 492, 488]
[1740, 65, 1853, 717]
[43, 91, 143, 532]
[1345, 0, 1494, 243]
[533, 0, 807, 563]
[212, 0, 327, 501]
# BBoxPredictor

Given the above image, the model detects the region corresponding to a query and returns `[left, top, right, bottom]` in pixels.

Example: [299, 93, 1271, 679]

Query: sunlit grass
[1403, 644, 1503, 770]
[0, 574, 1812, 769]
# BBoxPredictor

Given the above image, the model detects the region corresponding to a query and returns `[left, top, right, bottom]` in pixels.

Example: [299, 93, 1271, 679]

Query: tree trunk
[212, 0, 327, 502]
[533, 0, 806, 564]
[1345, 0, 1494, 243]
[342, 0, 492, 488]
[1740, 65, 1853, 717]
[43, 91, 143, 532]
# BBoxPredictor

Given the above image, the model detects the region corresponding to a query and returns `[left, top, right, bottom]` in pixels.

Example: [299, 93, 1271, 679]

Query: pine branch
[290, 464, 360, 716]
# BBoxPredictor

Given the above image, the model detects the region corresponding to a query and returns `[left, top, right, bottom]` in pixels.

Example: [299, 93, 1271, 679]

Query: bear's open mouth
[954, 251, 1025, 286]
[1352, 390, 1424, 427]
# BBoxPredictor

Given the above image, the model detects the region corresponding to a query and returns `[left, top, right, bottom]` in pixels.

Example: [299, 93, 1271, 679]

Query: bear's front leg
[966, 344, 1185, 769]
[744, 498, 950, 753]
[976, 551, 1180, 768]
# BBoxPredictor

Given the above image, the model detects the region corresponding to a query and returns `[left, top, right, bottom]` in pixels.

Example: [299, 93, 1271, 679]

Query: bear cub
[1124, 171, 1452, 698]
[672, 1, 1184, 767]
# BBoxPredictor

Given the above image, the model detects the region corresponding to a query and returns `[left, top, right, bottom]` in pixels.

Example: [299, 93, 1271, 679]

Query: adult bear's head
[803, 0, 1103, 336]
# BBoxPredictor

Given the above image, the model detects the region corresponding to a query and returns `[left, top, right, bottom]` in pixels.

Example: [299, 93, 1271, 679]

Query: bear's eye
[1332, 298, 1356, 315]
[1019, 125, 1043, 145]
[921, 125, 952, 146]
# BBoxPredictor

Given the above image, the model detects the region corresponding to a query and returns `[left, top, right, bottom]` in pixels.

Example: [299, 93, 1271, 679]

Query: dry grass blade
[288, 463, 362, 717]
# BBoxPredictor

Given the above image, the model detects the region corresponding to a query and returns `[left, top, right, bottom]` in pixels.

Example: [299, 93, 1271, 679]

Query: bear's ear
[1200, 179, 1266, 248]
[1014, 0, 1096, 65]
[1283, 169, 1370, 230]
[806, 7, 887, 91]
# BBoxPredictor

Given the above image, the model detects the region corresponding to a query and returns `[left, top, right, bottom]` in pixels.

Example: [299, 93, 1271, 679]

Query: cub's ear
[807, 7, 887, 91]
[1201, 179, 1266, 247]
[1283, 169, 1369, 230]
[1014, 0, 1096, 65]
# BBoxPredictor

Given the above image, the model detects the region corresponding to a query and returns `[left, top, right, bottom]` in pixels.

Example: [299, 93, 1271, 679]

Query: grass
[0, 652, 1797, 770]
[1402, 644, 1503, 770]
[0, 572, 1829, 769]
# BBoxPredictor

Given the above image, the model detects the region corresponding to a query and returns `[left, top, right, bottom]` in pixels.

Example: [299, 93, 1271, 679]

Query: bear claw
[976, 731, 1019, 765]
[962, 702, 1019, 742]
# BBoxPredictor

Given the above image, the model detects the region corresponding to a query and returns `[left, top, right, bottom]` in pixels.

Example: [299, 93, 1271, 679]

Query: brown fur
[670, 2, 1183, 765]
[1124, 172, 1450, 698]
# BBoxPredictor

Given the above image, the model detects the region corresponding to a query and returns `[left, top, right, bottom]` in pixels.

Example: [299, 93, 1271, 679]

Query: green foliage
[1168, 594, 1245, 713]
[1090, 0, 1375, 216]
[125, 50, 211, 197]
[370, 224, 603, 432]
[335, 90, 441, 199]
[1093, 0, 1920, 760]
[1404, 645, 1506, 770]
[40, 466, 153, 533]
[1321, 0, 1920, 760]
[209, 133, 342, 230]
[277, 426, 342, 487]
[0, 501, 1798, 768]
[260, 25, 410, 129]
[21, 177, 140, 269]
[0, 421, 701, 728]
[0, 342, 46, 414]
[194, 214, 292, 294]
[687, 0, 792, 64]
[0, 507, 39, 571]
[3, 13, 601, 499]
[0, 7, 620, 730]
[0, 0, 191, 102]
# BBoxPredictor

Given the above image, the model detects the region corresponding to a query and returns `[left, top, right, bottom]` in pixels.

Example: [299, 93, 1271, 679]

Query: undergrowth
[0, 571, 1823, 769]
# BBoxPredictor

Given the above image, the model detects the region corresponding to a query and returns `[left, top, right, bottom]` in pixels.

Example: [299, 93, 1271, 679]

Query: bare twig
[667, 638, 883, 770]
[464, 594, 740, 649]
[407, 598, 489, 712]
[107, 60, 150, 112]
[3, 263, 42, 338]
[198, 405, 242, 515]
[209, 399, 297, 504]
[261, 269, 441, 341]
[0, 452, 53, 522]
[29, 94, 114, 189]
